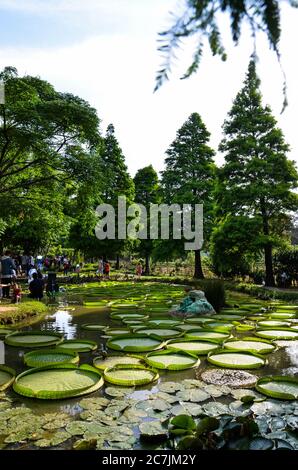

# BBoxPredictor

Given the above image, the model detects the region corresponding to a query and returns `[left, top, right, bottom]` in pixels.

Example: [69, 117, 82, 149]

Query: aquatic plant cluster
[0, 282, 297, 450]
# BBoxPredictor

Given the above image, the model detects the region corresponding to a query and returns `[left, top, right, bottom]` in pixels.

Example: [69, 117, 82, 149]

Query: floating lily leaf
[66, 421, 87, 436]
[107, 334, 164, 352]
[202, 402, 230, 416]
[79, 397, 110, 409]
[207, 349, 266, 369]
[81, 324, 107, 331]
[152, 391, 179, 404]
[158, 382, 183, 393]
[176, 389, 210, 403]
[145, 350, 200, 370]
[256, 376, 298, 400]
[258, 320, 290, 328]
[139, 421, 168, 440]
[13, 364, 104, 399]
[104, 364, 159, 387]
[104, 386, 135, 397]
[73, 438, 97, 450]
[223, 338, 276, 355]
[251, 400, 285, 416]
[93, 354, 144, 372]
[255, 328, 298, 340]
[171, 403, 203, 417]
[0, 328, 14, 337]
[5, 331, 63, 348]
[229, 400, 252, 417]
[24, 348, 79, 367]
[149, 398, 171, 411]
[0, 366, 15, 391]
[133, 327, 183, 340]
[166, 339, 219, 355]
[184, 330, 230, 341]
[231, 389, 263, 401]
[58, 339, 98, 352]
[249, 437, 274, 450]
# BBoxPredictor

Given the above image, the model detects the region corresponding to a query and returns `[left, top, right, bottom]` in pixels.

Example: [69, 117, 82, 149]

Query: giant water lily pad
[224, 337, 276, 354]
[0, 365, 15, 391]
[133, 327, 183, 339]
[93, 354, 144, 371]
[166, 338, 219, 355]
[255, 328, 298, 340]
[110, 313, 149, 321]
[214, 314, 244, 321]
[81, 324, 107, 331]
[207, 349, 266, 369]
[145, 350, 200, 370]
[104, 328, 131, 336]
[5, 331, 63, 348]
[146, 318, 181, 328]
[256, 376, 298, 400]
[184, 329, 230, 341]
[13, 364, 104, 399]
[185, 317, 214, 324]
[203, 321, 234, 332]
[269, 312, 296, 319]
[58, 339, 98, 352]
[103, 364, 159, 386]
[24, 348, 79, 367]
[220, 309, 249, 314]
[107, 334, 164, 352]
[257, 320, 290, 328]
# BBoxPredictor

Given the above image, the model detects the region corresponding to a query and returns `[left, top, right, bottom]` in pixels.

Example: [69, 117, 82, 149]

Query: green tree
[100, 124, 135, 266]
[161, 112, 216, 278]
[217, 60, 298, 286]
[0, 66, 100, 196]
[133, 165, 160, 274]
[155, 0, 297, 106]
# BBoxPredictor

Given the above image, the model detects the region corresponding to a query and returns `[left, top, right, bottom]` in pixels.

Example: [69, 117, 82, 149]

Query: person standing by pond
[0, 251, 16, 299]
[136, 263, 143, 280]
[103, 261, 110, 279]
[28, 272, 44, 300]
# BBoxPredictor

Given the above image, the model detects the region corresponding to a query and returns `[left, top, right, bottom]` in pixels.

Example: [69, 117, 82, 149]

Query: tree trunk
[115, 254, 120, 270]
[260, 200, 275, 287]
[194, 249, 204, 279]
[144, 252, 150, 275]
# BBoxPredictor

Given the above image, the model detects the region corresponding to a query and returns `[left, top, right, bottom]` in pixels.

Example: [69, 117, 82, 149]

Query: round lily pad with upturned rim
[275, 305, 298, 311]
[93, 354, 144, 371]
[269, 312, 296, 319]
[220, 309, 249, 314]
[0, 365, 16, 391]
[81, 324, 108, 331]
[104, 328, 132, 336]
[185, 317, 214, 324]
[184, 329, 230, 342]
[13, 363, 104, 399]
[145, 350, 200, 370]
[110, 313, 149, 321]
[166, 338, 220, 355]
[203, 322, 234, 332]
[58, 339, 98, 352]
[5, 331, 64, 348]
[223, 337, 276, 354]
[255, 375, 298, 400]
[103, 364, 159, 386]
[146, 318, 182, 328]
[257, 320, 290, 328]
[255, 328, 298, 340]
[23, 348, 80, 367]
[107, 334, 165, 352]
[235, 325, 255, 332]
[214, 314, 245, 321]
[132, 327, 183, 340]
[207, 349, 266, 369]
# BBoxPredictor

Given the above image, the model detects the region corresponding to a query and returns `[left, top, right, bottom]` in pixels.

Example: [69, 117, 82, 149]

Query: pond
[0, 282, 297, 450]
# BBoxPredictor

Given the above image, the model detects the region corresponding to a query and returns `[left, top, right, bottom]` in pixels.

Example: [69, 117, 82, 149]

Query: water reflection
[43, 310, 77, 339]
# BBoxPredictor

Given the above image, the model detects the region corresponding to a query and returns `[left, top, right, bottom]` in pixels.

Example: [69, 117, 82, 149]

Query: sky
[0, 0, 298, 177]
